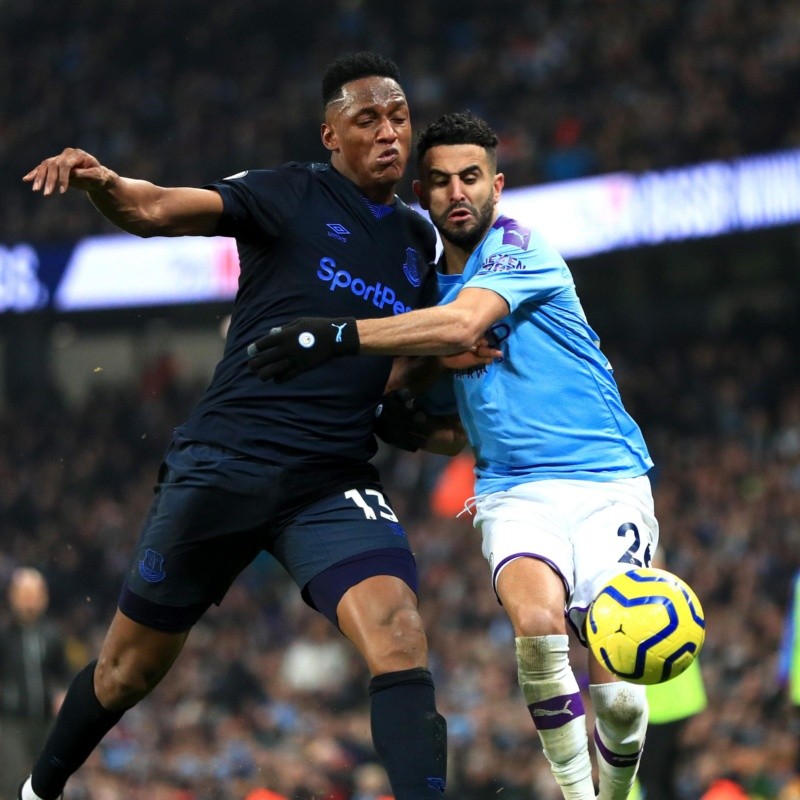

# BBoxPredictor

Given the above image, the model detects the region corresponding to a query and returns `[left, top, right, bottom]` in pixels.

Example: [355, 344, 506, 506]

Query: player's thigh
[336, 574, 427, 673]
[569, 476, 659, 643]
[120, 443, 278, 633]
[274, 484, 418, 626]
[475, 485, 574, 610]
[495, 556, 569, 636]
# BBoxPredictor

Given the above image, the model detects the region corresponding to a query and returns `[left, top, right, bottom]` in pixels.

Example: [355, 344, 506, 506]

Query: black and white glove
[247, 317, 360, 382]
[374, 390, 431, 452]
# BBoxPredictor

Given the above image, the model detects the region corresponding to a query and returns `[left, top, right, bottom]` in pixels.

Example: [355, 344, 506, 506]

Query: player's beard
[433, 193, 495, 251]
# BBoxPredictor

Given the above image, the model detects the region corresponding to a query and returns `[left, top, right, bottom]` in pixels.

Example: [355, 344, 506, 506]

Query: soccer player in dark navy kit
[20, 53, 459, 800]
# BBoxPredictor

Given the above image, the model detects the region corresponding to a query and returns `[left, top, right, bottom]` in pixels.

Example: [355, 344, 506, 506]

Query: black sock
[30, 660, 125, 800]
[369, 667, 447, 799]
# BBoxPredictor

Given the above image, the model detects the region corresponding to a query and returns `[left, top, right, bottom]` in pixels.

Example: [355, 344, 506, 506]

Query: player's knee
[596, 683, 648, 737]
[512, 604, 566, 638]
[376, 605, 428, 669]
[389, 605, 427, 653]
[95, 653, 162, 710]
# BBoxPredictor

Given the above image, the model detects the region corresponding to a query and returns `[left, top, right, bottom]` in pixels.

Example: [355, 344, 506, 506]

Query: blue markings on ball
[594, 588, 680, 681]
[587, 567, 706, 684]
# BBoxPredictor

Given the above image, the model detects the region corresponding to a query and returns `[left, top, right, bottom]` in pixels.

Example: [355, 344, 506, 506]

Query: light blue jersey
[438, 214, 653, 494]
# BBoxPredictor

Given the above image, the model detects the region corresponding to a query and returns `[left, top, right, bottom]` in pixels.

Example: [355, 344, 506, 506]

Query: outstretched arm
[356, 287, 508, 355]
[247, 287, 508, 382]
[23, 147, 223, 237]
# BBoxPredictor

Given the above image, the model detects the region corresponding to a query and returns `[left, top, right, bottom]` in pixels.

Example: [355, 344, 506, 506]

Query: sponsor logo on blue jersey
[139, 549, 166, 583]
[453, 364, 490, 380]
[487, 323, 511, 346]
[317, 257, 412, 314]
[453, 323, 510, 380]
[402, 247, 422, 287]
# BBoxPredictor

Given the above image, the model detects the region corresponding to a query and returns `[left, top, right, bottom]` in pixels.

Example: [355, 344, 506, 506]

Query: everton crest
[403, 247, 422, 287]
[139, 548, 166, 583]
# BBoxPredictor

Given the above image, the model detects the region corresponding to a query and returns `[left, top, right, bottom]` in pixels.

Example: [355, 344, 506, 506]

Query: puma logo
[532, 699, 574, 717]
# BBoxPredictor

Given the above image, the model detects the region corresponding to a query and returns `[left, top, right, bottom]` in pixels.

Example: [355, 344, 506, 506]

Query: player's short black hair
[417, 111, 499, 167]
[322, 52, 402, 107]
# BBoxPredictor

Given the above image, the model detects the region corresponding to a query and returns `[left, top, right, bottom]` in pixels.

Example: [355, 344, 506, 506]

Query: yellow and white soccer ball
[586, 567, 705, 685]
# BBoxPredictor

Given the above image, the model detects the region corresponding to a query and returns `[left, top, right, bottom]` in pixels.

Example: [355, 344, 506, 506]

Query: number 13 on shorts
[345, 488, 399, 522]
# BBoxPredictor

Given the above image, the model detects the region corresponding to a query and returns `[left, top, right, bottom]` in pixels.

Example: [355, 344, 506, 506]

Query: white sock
[20, 777, 46, 800]
[517, 635, 595, 800]
[590, 682, 648, 800]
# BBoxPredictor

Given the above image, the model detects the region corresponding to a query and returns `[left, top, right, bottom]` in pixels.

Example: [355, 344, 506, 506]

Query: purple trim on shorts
[303, 547, 418, 626]
[528, 691, 585, 730]
[492, 552, 570, 600]
[593, 728, 642, 767]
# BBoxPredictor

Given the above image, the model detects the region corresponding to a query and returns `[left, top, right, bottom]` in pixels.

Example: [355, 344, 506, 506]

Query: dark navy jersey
[176, 162, 437, 466]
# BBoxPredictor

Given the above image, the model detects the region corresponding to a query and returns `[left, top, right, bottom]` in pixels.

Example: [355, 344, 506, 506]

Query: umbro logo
[327, 223, 351, 243]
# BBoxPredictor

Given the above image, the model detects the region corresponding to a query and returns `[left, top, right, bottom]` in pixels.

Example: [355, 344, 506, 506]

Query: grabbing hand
[247, 317, 360, 382]
[23, 147, 111, 195]
[441, 337, 503, 371]
[373, 390, 431, 452]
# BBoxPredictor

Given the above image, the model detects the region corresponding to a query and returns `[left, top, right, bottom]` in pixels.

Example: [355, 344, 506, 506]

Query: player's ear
[321, 122, 338, 153]
[493, 172, 505, 204]
[412, 179, 428, 210]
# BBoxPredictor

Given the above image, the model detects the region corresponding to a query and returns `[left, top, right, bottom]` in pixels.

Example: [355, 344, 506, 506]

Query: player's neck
[440, 241, 470, 274]
[330, 161, 397, 205]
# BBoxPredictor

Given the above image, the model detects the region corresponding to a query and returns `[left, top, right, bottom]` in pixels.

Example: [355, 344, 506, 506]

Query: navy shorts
[119, 438, 417, 632]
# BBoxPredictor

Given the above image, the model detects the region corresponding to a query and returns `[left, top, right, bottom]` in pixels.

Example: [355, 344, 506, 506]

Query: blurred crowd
[3, 314, 800, 799]
[4, 0, 800, 797]
[4, 0, 800, 242]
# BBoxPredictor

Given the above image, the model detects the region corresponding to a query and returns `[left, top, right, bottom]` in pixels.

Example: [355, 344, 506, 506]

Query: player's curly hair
[417, 111, 499, 167]
[322, 52, 402, 107]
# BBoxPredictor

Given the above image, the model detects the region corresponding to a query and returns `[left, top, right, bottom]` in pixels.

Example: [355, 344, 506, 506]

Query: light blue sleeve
[465, 230, 572, 313]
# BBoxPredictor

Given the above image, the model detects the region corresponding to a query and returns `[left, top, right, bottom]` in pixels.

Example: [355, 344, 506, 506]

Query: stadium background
[2, 1, 800, 798]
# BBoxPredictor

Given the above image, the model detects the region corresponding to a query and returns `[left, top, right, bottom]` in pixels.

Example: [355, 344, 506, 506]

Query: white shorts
[474, 475, 659, 644]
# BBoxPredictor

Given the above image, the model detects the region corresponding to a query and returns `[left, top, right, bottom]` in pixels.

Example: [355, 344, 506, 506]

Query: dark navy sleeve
[205, 164, 309, 240]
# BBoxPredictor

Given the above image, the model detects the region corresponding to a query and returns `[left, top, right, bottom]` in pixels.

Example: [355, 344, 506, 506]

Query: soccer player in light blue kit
[248, 111, 660, 800]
